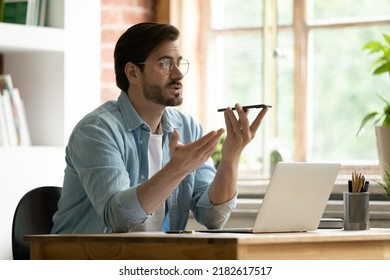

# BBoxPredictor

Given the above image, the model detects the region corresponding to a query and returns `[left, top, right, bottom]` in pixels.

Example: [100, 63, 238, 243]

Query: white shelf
[0, 23, 65, 53]
[1, 0, 101, 146]
[0, 0, 101, 259]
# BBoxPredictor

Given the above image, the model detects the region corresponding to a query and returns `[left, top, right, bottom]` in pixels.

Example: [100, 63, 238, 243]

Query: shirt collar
[117, 91, 182, 133]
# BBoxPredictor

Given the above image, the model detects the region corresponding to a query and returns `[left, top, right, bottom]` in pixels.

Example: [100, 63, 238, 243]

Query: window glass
[309, 0, 390, 20]
[310, 25, 390, 161]
[274, 31, 294, 160]
[205, 32, 264, 173]
[204, 0, 390, 176]
[211, 0, 263, 29]
[214, 34, 263, 106]
[277, 0, 293, 25]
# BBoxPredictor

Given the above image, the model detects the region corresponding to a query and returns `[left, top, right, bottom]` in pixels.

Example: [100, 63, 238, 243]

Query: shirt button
[140, 175, 145, 180]
[140, 140, 143, 144]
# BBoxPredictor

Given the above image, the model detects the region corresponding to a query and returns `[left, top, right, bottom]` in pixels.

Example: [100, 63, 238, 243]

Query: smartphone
[217, 104, 272, 112]
[165, 230, 195, 234]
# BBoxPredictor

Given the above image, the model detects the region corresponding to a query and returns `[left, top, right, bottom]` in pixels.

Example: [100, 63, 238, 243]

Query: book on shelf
[0, 0, 47, 26]
[0, 74, 31, 146]
[0, 90, 8, 146]
[0, 1, 3, 22]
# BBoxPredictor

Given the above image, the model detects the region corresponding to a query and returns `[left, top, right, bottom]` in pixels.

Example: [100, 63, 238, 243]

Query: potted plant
[357, 33, 390, 176]
[376, 164, 390, 200]
[211, 134, 226, 169]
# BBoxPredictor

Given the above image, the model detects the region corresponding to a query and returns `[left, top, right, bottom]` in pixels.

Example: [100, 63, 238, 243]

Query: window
[174, 0, 390, 178]
[169, 0, 390, 226]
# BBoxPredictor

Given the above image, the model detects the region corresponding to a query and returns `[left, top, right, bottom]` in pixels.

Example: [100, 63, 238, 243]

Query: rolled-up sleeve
[190, 158, 237, 229]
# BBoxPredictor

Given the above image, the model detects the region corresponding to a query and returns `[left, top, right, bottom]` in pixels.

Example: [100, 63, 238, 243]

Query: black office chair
[12, 186, 62, 260]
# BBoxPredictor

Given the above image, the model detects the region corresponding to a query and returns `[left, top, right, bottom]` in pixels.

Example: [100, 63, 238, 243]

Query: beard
[142, 78, 183, 107]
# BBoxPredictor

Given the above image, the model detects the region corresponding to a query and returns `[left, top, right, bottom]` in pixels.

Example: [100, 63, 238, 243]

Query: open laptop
[199, 162, 341, 233]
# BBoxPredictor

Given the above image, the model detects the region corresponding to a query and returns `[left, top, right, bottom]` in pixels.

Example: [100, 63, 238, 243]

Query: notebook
[199, 162, 341, 233]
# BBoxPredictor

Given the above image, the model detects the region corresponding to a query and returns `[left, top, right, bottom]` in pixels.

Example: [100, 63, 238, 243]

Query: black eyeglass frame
[137, 58, 190, 76]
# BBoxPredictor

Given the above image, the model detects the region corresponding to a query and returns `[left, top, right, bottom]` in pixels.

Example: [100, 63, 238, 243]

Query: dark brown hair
[114, 22, 180, 92]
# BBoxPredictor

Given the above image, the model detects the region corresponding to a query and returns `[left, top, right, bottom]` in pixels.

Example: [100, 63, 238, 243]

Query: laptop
[199, 162, 341, 233]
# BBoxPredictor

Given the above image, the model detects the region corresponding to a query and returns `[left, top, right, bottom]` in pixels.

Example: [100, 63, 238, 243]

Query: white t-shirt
[148, 133, 163, 177]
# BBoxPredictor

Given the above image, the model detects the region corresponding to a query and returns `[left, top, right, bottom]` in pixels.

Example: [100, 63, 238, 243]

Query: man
[51, 22, 268, 233]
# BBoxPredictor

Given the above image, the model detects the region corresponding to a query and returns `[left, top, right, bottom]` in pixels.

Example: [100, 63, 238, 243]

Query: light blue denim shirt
[51, 91, 236, 233]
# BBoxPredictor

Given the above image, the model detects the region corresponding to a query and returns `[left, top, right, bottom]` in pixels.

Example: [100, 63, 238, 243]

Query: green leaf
[384, 47, 390, 57]
[383, 117, 390, 126]
[373, 115, 384, 126]
[356, 112, 379, 136]
[363, 41, 383, 53]
[373, 63, 390, 75]
[377, 94, 390, 107]
[370, 57, 386, 71]
[383, 105, 390, 126]
[383, 33, 390, 46]
[375, 164, 390, 200]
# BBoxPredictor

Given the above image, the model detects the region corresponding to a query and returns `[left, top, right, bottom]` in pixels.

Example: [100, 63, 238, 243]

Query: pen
[165, 230, 195, 234]
[361, 180, 369, 192]
[217, 104, 272, 112]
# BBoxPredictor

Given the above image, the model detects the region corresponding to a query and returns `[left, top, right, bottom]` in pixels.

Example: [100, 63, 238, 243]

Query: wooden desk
[25, 229, 390, 260]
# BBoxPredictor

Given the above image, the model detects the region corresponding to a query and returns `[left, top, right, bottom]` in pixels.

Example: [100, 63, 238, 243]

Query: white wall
[0, 147, 65, 259]
[0, 0, 101, 260]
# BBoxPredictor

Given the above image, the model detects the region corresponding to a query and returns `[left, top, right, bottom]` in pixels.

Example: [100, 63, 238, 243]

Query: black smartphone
[165, 230, 195, 234]
[217, 104, 272, 112]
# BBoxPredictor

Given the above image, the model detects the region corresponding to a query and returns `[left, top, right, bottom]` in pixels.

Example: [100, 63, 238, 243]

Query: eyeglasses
[138, 58, 190, 76]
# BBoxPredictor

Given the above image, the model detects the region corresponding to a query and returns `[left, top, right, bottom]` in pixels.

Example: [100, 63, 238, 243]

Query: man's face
[141, 40, 185, 107]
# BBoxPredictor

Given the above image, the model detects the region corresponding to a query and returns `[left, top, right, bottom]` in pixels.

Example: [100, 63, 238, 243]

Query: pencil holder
[343, 192, 370, 230]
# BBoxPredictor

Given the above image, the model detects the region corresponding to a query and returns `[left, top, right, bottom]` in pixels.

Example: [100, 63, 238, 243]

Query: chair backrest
[12, 186, 62, 260]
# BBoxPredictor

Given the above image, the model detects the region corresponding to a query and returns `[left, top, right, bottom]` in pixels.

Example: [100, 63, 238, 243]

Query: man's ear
[125, 62, 139, 84]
